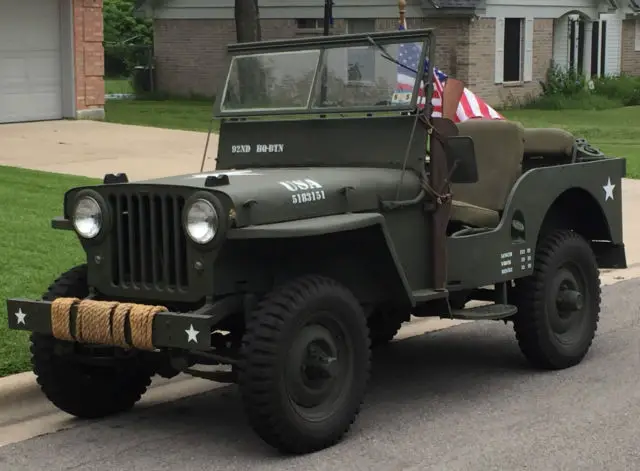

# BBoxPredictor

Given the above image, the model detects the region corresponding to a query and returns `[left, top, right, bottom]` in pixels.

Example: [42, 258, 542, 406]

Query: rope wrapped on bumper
[49, 297, 167, 351]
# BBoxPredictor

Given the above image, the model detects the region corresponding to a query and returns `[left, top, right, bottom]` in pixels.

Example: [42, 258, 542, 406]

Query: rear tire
[238, 275, 371, 454]
[511, 230, 601, 370]
[32, 265, 153, 419]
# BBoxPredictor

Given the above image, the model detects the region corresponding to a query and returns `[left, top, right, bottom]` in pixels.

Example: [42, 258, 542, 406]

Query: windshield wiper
[366, 35, 419, 76]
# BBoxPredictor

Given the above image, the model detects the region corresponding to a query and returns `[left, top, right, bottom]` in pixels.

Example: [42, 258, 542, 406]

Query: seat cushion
[451, 200, 500, 228]
[524, 128, 575, 157]
[453, 120, 525, 213]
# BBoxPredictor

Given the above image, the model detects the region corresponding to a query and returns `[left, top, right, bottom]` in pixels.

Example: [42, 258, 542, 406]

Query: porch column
[583, 20, 593, 79]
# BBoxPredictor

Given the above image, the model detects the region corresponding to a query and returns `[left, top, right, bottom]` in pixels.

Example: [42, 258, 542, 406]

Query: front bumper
[6, 297, 220, 351]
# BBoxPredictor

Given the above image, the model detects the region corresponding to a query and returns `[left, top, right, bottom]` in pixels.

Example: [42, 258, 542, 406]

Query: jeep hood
[143, 167, 422, 227]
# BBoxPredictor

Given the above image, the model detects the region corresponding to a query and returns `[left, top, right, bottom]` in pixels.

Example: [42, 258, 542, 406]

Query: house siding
[621, 19, 640, 76]
[74, 0, 105, 116]
[466, 18, 553, 106]
[150, 1, 635, 106]
[153, 16, 471, 97]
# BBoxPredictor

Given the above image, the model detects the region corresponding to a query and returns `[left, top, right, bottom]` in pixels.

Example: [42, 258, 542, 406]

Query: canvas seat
[451, 200, 500, 228]
[523, 128, 575, 158]
[450, 119, 525, 228]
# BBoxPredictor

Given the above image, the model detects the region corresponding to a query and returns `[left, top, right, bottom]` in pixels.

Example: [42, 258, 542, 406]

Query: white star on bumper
[185, 324, 199, 343]
[15, 308, 26, 325]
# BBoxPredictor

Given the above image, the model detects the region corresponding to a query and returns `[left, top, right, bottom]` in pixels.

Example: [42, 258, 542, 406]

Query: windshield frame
[214, 28, 434, 118]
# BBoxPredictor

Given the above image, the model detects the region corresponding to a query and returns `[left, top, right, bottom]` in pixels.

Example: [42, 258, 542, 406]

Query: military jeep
[5, 28, 626, 455]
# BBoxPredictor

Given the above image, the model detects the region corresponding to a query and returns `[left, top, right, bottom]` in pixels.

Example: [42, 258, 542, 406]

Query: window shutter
[523, 18, 534, 82]
[495, 17, 505, 84]
[635, 19, 640, 52]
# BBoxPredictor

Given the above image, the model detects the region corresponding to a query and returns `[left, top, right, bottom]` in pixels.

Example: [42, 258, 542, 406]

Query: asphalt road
[1, 278, 639, 471]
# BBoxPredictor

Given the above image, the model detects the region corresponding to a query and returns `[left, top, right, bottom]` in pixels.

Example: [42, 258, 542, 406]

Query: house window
[296, 19, 322, 29]
[346, 19, 376, 83]
[503, 18, 523, 82]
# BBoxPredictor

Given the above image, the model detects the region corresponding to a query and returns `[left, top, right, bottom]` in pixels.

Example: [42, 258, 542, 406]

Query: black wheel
[367, 308, 404, 347]
[511, 230, 601, 370]
[31, 264, 153, 419]
[238, 275, 371, 454]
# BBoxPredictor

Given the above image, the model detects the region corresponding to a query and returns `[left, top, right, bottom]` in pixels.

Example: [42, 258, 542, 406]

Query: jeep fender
[227, 213, 415, 306]
[446, 157, 626, 287]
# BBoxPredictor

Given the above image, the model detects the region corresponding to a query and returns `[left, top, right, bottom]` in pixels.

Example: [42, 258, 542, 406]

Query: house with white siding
[137, 0, 640, 106]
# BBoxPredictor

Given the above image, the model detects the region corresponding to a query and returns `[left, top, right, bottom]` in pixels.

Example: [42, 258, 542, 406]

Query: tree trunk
[234, 0, 261, 43]
[233, 0, 265, 106]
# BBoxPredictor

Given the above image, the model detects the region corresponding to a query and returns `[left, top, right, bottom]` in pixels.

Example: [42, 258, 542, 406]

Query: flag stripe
[394, 20, 503, 123]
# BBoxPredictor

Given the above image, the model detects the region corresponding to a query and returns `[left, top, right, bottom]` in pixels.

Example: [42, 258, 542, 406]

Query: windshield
[219, 38, 428, 114]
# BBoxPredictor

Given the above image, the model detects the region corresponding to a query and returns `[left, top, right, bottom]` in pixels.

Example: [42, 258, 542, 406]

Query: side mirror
[444, 135, 478, 184]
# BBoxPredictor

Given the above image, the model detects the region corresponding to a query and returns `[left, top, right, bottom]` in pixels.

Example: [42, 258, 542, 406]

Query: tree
[233, 0, 265, 105]
[234, 0, 261, 43]
[103, 0, 153, 77]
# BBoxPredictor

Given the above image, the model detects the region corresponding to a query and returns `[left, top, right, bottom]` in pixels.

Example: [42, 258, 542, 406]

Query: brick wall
[154, 19, 299, 97]
[621, 19, 640, 77]
[73, 0, 105, 115]
[467, 18, 553, 107]
[153, 16, 470, 98]
[153, 15, 560, 107]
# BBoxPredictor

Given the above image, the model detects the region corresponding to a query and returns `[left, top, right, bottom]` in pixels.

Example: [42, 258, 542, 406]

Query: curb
[0, 372, 40, 409]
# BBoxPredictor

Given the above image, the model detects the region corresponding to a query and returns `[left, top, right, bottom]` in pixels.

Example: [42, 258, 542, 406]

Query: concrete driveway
[0, 120, 218, 181]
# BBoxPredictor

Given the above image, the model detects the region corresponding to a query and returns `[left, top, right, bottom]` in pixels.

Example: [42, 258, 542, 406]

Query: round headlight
[72, 196, 103, 239]
[186, 199, 219, 244]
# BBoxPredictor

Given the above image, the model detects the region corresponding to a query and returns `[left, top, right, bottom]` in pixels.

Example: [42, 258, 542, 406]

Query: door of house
[568, 17, 585, 73]
[566, 13, 620, 78]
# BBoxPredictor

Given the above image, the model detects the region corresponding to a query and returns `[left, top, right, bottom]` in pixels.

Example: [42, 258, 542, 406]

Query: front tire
[367, 308, 404, 347]
[238, 275, 371, 454]
[511, 230, 601, 370]
[32, 264, 153, 419]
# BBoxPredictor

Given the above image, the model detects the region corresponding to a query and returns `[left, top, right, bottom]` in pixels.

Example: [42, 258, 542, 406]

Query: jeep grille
[107, 191, 189, 292]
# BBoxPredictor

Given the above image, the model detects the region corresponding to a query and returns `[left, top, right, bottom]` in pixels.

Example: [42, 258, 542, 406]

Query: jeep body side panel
[446, 157, 626, 289]
[226, 212, 422, 307]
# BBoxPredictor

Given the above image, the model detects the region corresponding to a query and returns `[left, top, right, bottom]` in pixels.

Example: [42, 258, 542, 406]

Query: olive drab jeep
[5, 28, 626, 455]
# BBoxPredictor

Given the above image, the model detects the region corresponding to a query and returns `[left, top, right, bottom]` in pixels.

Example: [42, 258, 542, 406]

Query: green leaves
[104, 0, 152, 46]
[103, 0, 154, 77]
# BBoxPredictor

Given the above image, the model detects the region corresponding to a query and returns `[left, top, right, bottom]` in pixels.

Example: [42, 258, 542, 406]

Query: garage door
[0, 0, 63, 123]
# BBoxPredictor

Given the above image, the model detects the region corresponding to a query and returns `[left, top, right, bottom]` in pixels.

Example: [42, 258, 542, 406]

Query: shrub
[591, 74, 640, 106]
[540, 65, 587, 97]
[521, 64, 640, 110]
[521, 91, 622, 111]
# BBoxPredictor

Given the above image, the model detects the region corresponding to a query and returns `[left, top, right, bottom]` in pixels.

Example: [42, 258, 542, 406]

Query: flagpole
[398, 0, 406, 27]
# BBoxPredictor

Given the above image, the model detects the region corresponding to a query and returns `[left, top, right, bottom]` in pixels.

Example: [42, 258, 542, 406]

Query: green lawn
[0, 167, 98, 376]
[502, 107, 640, 178]
[105, 77, 133, 95]
[105, 99, 218, 133]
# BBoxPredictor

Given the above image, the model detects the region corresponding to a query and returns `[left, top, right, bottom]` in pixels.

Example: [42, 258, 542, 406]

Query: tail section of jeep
[5, 28, 626, 454]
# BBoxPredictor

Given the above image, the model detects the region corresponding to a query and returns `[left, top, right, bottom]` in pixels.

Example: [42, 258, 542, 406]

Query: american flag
[393, 21, 503, 122]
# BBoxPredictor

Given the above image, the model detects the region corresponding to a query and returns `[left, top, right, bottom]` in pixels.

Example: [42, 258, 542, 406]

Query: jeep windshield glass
[219, 38, 428, 114]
